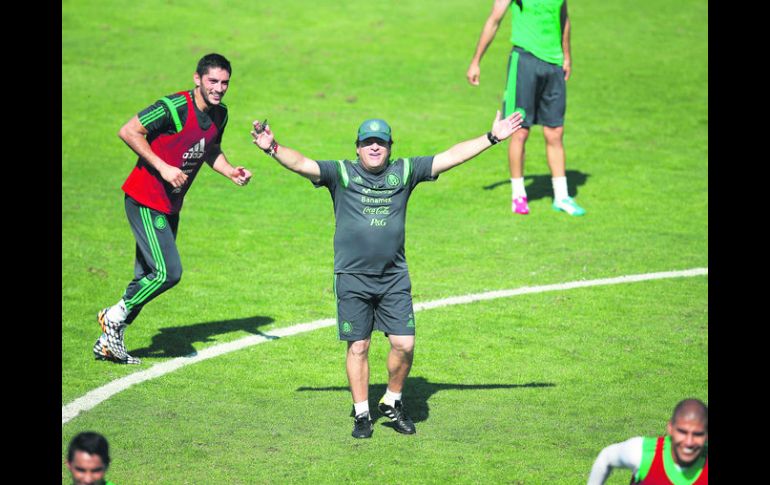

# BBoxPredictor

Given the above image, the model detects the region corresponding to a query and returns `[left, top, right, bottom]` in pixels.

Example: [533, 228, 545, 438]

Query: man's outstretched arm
[250, 120, 321, 183]
[431, 110, 523, 177]
[586, 437, 643, 485]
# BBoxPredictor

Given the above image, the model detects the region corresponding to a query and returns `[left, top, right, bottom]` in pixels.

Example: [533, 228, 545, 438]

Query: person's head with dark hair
[666, 398, 708, 467]
[195, 53, 232, 77]
[193, 53, 232, 111]
[67, 432, 110, 485]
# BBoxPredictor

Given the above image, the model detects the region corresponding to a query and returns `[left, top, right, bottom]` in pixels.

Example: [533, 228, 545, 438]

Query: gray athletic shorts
[503, 46, 566, 128]
[334, 272, 415, 341]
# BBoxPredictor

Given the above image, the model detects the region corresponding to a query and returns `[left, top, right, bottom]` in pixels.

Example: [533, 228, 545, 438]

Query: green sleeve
[634, 436, 658, 482]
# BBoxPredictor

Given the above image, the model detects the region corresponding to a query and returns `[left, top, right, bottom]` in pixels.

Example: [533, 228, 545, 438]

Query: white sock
[511, 178, 527, 199]
[552, 176, 569, 201]
[106, 299, 128, 323]
[382, 388, 402, 406]
[354, 400, 369, 417]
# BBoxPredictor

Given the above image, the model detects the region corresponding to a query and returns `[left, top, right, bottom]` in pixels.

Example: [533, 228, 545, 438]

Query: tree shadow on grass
[483, 170, 590, 202]
[297, 375, 555, 427]
[130, 315, 275, 358]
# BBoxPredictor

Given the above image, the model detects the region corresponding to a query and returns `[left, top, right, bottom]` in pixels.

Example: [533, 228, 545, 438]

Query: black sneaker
[378, 398, 416, 434]
[352, 412, 373, 439]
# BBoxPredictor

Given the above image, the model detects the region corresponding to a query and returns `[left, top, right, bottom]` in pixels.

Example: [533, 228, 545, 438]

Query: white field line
[62, 267, 707, 425]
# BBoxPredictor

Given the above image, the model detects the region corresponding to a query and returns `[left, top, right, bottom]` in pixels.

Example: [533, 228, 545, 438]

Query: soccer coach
[251, 111, 523, 438]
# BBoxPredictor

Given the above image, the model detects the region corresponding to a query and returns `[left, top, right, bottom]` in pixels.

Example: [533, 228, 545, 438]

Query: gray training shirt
[314, 156, 437, 275]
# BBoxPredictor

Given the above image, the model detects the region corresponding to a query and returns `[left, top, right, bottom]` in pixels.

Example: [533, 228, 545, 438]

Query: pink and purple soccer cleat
[512, 196, 530, 215]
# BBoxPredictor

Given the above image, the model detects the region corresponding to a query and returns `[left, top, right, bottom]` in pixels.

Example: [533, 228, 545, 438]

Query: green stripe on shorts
[503, 49, 520, 118]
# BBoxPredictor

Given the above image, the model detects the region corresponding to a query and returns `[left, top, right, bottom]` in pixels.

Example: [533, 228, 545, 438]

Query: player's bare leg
[385, 335, 414, 393]
[544, 126, 585, 215]
[378, 334, 416, 434]
[347, 338, 373, 438]
[543, 126, 566, 177]
[509, 128, 530, 214]
[346, 338, 371, 403]
[508, 127, 529, 179]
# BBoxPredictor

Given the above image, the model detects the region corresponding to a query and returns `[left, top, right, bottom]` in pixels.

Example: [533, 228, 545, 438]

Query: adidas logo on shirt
[183, 138, 206, 159]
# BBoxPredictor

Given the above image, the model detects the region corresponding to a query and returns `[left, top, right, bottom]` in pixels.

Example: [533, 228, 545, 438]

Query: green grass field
[62, 0, 707, 483]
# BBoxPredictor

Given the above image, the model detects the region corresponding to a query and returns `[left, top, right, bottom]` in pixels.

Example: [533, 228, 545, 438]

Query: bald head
[667, 399, 708, 467]
[671, 398, 708, 430]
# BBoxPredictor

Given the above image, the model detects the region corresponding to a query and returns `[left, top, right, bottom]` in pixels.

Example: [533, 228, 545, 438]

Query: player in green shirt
[467, 0, 586, 216]
[251, 110, 523, 438]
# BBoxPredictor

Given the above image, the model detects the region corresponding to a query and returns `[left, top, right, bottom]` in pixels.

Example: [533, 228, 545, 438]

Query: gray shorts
[334, 272, 415, 341]
[503, 46, 566, 128]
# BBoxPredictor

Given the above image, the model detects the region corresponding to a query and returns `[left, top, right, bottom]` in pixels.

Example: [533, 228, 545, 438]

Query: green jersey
[510, 0, 566, 65]
[314, 156, 436, 275]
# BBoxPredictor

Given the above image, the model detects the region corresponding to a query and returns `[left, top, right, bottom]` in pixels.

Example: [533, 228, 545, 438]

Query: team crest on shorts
[341, 321, 353, 334]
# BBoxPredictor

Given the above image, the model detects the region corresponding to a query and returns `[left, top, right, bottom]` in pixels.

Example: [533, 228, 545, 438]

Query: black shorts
[503, 46, 566, 128]
[334, 272, 415, 341]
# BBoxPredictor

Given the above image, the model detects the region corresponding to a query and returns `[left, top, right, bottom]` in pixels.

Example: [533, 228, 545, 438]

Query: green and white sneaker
[552, 197, 586, 216]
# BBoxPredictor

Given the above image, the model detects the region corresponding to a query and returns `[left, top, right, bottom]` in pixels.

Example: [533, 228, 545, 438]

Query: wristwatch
[486, 131, 500, 145]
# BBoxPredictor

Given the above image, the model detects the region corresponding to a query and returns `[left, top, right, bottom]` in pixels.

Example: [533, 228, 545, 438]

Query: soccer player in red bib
[93, 53, 252, 364]
[587, 399, 708, 484]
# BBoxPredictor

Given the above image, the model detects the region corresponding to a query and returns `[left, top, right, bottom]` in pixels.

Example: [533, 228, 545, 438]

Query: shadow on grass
[130, 315, 275, 358]
[483, 170, 590, 201]
[297, 376, 555, 425]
